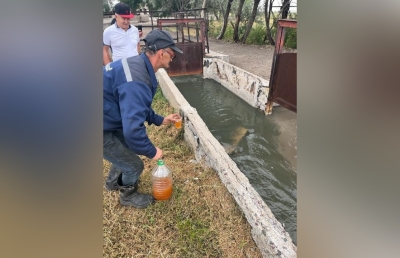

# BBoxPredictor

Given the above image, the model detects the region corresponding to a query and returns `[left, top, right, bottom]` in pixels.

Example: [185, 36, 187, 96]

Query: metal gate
[266, 19, 297, 114]
[157, 18, 207, 77]
[167, 42, 204, 77]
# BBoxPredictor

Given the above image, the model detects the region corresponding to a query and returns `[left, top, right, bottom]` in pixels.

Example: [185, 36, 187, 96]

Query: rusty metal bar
[196, 22, 199, 42]
[278, 19, 297, 28]
[157, 18, 207, 55]
[180, 24, 185, 43]
[187, 22, 190, 43]
[157, 18, 205, 24]
[175, 24, 179, 42]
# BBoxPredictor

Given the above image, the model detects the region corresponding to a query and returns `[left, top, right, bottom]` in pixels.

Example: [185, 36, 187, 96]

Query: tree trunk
[240, 0, 261, 43]
[233, 0, 245, 42]
[264, 0, 275, 45]
[201, 0, 207, 18]
[281, 0, 291, 19]
[213, 9, 220, 20]
[217, 0, 234, 40]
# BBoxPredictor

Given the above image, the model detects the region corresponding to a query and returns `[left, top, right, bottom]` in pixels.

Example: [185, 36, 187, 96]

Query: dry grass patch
[103, 88, 262, 257]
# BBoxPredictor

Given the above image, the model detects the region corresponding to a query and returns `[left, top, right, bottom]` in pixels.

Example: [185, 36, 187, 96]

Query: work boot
[104, 166, 121, 191]
[117, 175, 154, 208]
[105, 166, 139, 191]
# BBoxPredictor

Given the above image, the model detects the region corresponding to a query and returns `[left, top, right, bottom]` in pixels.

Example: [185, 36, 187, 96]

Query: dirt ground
[207, 37, 275, 80]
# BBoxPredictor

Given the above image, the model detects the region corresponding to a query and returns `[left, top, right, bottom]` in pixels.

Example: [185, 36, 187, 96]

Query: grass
[103, 88, 262, 257]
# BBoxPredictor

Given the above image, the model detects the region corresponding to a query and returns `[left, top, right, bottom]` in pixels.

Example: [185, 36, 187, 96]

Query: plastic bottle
[152, 159, 173, 200]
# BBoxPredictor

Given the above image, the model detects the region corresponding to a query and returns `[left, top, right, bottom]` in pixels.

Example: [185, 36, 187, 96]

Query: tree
[204, 0, 226, 20]
[103, 0, 113, 12]
[240, 0, 261, 43]
[121, 0, 146, 12]
[280, 0, 291, 19]
[232, 0, 245, 42]
[145, 0, 202, 13]
[174, 0, 194, 11]
[200, 0, 207, 18]
[216, 0, 234, 40]
[264, 0, 275, 45]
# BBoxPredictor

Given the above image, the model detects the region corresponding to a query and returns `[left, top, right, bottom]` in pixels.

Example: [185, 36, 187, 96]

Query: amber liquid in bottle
[152, 160, 173, 200]
[152, 177, 173, 200]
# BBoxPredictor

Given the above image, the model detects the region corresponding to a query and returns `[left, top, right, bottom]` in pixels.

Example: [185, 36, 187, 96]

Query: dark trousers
[103, 130, 144, 186]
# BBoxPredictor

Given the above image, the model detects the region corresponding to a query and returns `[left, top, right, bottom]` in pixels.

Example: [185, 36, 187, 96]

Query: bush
[245, 23, 266, 45]
[207, 20, 234, 42]
[223, 24, 234, 42]
[284, 12, 297, 49]
[284, 28, 297, 49]
[207, 20, 221, 38]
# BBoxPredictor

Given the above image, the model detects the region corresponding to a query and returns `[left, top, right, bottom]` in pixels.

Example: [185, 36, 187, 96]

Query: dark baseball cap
[114, 3, 134, 18]
[144, 30, 183, 54]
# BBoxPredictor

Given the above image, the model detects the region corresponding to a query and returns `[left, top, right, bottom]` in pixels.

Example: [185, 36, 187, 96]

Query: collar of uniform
[114, 23, 132, 29]
[140, 53, 157, 88]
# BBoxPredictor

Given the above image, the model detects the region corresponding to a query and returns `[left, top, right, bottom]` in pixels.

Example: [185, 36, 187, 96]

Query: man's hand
[162, 113, 181, 125]
[103, 45, 112, 66]
[152, 147, 163, 160]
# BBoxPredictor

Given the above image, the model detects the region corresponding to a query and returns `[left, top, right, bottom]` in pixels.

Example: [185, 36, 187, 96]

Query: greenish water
[172, 75, 297, 244]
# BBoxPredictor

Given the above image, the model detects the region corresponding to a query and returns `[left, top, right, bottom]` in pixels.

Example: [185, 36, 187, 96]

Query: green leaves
[120, 0, 146, 11]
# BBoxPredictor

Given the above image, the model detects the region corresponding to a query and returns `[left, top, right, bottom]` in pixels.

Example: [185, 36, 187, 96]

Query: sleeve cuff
[154, 114, 164, 126]
[148, 146, 157, 159]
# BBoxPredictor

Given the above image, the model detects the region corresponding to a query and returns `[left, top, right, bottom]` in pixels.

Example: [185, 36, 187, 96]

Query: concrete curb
[203, 58, 271, 111]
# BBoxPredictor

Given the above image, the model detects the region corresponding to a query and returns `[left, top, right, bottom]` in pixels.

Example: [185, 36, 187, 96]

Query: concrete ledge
[203, 58, 270, 111]
[205, 50, 229, 63]
[156, 69, 297, 258]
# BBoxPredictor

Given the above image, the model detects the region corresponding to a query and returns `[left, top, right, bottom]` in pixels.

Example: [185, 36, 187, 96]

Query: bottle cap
[157, 159, 164, 166]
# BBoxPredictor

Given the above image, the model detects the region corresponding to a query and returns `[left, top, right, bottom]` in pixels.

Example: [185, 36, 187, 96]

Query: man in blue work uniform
[103, 30, 183, 208]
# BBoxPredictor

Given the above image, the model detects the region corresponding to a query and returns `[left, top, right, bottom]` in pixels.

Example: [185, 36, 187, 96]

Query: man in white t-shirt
[103, 3, 142, 65]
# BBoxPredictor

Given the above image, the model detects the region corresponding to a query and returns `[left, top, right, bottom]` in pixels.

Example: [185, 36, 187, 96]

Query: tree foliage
[264, 0, 294, 45]
[145, 0, 203, 12]
[103, 0, 113, 12]
[120, 0, 147, 11]
[204, 0, 227, 20]
[231, 0, 254, 22]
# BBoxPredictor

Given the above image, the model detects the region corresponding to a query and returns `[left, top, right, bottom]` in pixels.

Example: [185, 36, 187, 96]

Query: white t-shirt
[103, 24, 140, 62]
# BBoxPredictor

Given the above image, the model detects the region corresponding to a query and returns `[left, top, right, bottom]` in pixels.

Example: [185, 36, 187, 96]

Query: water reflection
[172, 75, 297, 244]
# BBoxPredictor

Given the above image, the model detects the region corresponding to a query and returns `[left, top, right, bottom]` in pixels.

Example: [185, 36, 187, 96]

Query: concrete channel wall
[203, 57, 270, 112]
[156, 69, 297, 258]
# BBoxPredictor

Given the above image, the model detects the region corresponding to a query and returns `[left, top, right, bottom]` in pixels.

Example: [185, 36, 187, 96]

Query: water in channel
[171, 75, 297, 244]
